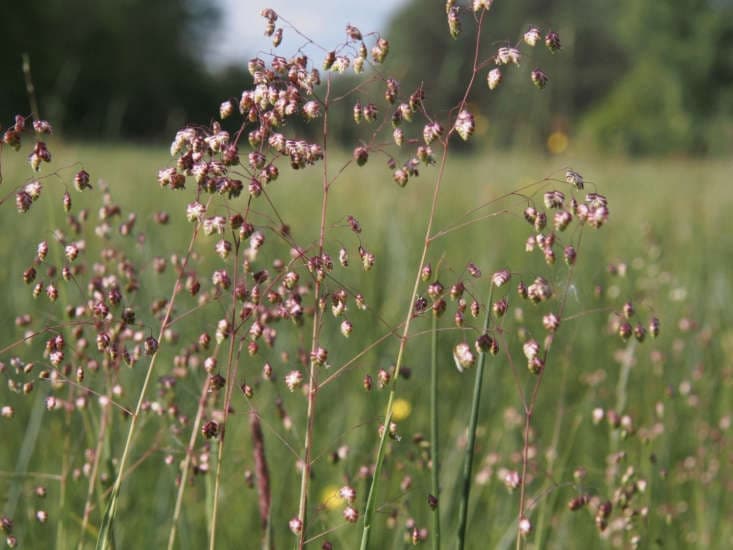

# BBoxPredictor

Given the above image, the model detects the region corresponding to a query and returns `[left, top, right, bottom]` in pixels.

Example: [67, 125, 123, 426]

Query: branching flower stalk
[532, 359, 579, 549]
[167, 361, 218, 550]
[359, 138, 450, 550]
[96, 225, 201, 550]
[78, 391, 111, 550]
[21, 57, 76, 550]
[609, 338, 638, 460]
[209, 241, 243, 550]
[296, 75, 333, 550]
[360, 10, 488, 549]
[515, 229, 584, 550]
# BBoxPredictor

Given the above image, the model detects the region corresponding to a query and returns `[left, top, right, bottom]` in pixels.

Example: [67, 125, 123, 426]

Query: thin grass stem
[96, 224, 200, 550]
[456, 286, 493, 550]
[167, 372, 212, 550]
[78, 395, 111, 550]
[360, 12, 488, 547]
[296, 74, 333, 549]
[209, 242, 243, 550]
[430, 312, 441, 550]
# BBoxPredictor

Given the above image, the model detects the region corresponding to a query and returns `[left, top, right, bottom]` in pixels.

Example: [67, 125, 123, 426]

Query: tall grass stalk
[40, 168, 75, 550]
[296, 76, 332, 549]
[96, 227, 201, 550]
[167, 373, 213, 550]
[78, 398, 110, 550]
[209, 243, 243, 550]
[456, 286, 493, 550]
[615, 339, 637, 415]
[360, 12, 487, 548]
[359, 139, 449, 549]
[430, 313, 441, 550]
[359, 143, 447, 550]
[21, 53, 76, 550]
[515, 232, 583, 550]
[4, 392, 45, 519]
[532, 357, 575, 549]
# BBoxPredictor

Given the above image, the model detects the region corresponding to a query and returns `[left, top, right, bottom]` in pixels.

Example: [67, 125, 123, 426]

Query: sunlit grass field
[1, 141, 732, 549]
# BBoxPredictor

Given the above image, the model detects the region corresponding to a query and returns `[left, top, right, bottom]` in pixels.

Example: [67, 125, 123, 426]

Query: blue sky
[212, 0, 408, 64]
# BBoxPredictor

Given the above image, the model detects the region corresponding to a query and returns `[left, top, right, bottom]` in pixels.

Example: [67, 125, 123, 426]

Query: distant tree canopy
[2, 0, 732, 154]
[383, 0, 733, 155]
[581, 0, 733, 155]
[1, 0, 249, 139]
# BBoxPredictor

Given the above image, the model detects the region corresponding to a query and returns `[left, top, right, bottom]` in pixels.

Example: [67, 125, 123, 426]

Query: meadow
[1, 137, 731, 550]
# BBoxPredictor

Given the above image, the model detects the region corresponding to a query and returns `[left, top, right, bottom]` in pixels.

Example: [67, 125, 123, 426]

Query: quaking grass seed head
[454, 110, 475, 141]
[531, 68, 549, 89]
[524, 26, 541, 46]
[487, 68, 502, 90]
[453, 342, 475, 372]
[288, 517, 303, 535]
[545, 31, 561, 52]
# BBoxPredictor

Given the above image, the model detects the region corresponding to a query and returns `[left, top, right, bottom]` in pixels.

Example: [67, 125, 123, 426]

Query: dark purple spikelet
[649, 317, 661, 338]
[202, 420, 219, 439]
[618, 321, 632, 341]
[353, 146, 369, 166]
[74, 170, 92, 191]
[545, 31, 561, 52]
[531, 68, 549, 89]
[143, 336, 159, 355]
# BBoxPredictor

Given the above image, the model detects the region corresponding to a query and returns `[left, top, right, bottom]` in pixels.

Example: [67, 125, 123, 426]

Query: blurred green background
[2, 1, 733, 549]
[1, 143, 732, 548]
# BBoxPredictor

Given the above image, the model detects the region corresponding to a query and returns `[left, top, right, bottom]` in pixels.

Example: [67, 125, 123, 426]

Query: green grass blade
[456, 286, 493, 550]
[95, 489, 117, 550]
[430, 312, 441, 550]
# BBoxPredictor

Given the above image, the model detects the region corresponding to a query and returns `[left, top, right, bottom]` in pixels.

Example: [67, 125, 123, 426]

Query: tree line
[2, 0, 731, 154]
